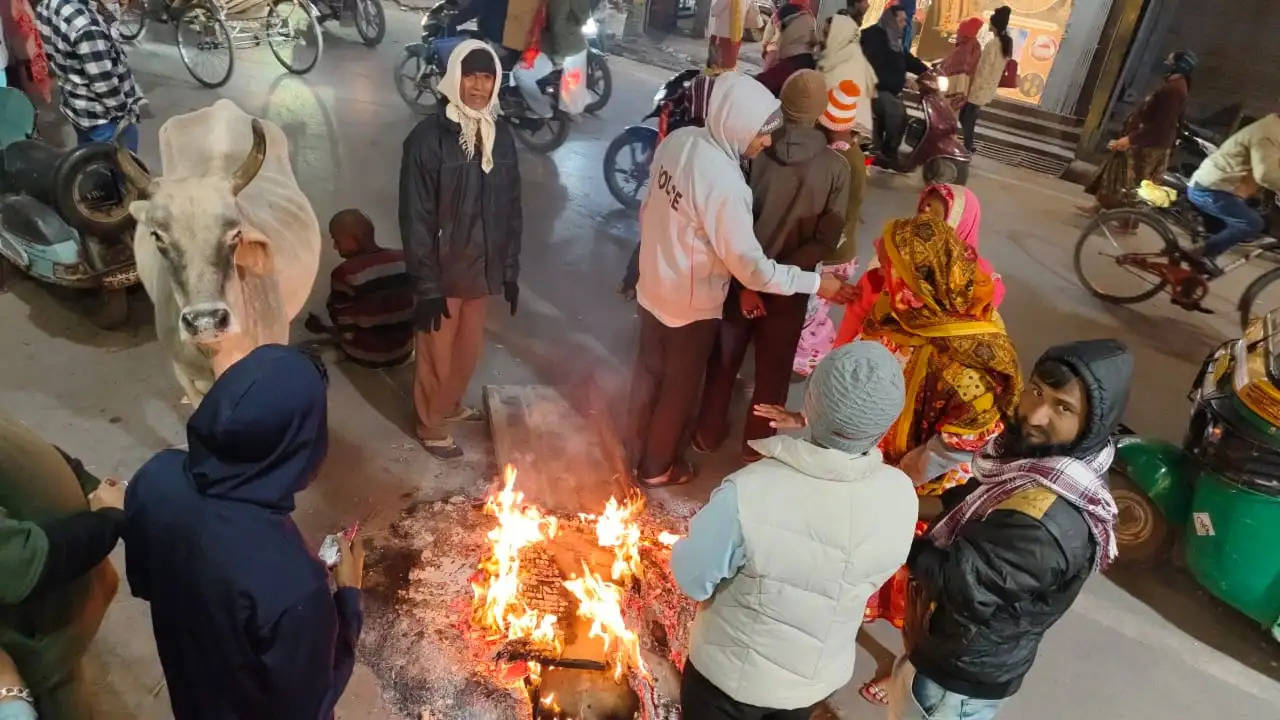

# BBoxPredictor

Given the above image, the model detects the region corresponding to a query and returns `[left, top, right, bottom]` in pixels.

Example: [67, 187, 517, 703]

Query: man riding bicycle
[1188, 112, 1280, 277]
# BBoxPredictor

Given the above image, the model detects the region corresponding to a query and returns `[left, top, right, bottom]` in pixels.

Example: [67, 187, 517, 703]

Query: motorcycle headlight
[583, 17, 598, 38]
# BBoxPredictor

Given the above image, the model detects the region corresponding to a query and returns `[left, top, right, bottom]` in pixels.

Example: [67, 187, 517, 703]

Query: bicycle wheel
[1239, 267, 1280, 331]
[116, 0, 147, 41]
[176, 4, 234, 88]
[267, 0, 323, 75]
[1074, 208, 1177, 303]
[394, 53, 439, 114]
[583, 51, 611, 114]
[353, 0, 385, 46]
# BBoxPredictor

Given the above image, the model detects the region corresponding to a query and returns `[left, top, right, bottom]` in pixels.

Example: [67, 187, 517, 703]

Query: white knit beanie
[804, 341, 905, 455]
[819, 79, 863, 132]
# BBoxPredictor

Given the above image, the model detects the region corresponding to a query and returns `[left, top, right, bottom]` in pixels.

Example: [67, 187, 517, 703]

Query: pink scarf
[919, 184, 1005, 307]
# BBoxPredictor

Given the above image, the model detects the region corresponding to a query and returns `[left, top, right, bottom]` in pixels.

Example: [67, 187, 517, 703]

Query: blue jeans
[75, 120, 139, 153]
[888, 658, 1004, 720]
[1187, 183, 1267, 258]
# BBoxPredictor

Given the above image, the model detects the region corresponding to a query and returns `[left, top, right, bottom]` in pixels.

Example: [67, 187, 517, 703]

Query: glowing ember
[471, 465, 668, 687]
[656, 531, 682, 546]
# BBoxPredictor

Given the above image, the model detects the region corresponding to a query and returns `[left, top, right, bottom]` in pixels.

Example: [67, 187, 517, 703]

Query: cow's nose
[180, 306, 232, 337]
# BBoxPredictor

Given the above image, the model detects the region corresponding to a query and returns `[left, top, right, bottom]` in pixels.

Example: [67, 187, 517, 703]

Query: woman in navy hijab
[123, 345, 363, 719]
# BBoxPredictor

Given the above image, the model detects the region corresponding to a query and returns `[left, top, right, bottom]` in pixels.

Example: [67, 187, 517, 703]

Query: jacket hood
[705, 72, 781, 159]
[1037, 339, 1133, 459]
[819, 13, 862, 66]
[749, 435, 887, 481]
[187, 345, 328, 512]
[766, 123, 827, 165]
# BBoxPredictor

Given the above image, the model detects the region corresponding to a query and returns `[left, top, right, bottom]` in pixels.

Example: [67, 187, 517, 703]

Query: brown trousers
[413, 296, 488, 441]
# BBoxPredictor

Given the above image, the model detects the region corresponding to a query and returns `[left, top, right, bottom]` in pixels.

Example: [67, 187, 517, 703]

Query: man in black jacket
[399, 40, 522, 459]
[860, 5, 928, 163]
[887, 339, 1133, 720]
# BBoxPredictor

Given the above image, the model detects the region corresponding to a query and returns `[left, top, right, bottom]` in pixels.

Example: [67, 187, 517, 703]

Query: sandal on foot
[444, 406, 485, 423]
[633, 459, 697, 489]
[420, 436, 463, 459]
[859, 680, 889, 707]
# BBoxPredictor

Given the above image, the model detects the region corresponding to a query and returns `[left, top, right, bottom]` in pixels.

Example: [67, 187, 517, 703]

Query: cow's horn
[230, 119, 267, 196]
[113, 119, 152, 193]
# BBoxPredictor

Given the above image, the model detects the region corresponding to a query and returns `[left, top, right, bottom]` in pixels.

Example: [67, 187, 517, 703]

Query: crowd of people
[3, 0, 1276, 718]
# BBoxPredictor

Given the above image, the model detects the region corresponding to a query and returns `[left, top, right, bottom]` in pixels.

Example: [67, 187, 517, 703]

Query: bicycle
[1074, 180, 1280, 331]
[113, 0, 322, 87]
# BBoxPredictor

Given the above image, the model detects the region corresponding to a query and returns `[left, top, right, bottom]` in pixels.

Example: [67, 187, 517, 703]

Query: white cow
[117, 99, 321, 405]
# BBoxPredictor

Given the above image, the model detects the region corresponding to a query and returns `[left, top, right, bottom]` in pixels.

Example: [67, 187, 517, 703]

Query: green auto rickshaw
[1108, 309, 1280, 641]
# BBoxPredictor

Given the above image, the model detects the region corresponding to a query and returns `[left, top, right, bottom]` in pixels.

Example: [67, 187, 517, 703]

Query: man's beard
[1000, 418, 1074, 460]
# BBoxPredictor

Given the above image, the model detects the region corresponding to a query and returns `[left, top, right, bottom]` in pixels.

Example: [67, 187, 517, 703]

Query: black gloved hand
[504, 281, 519, 316]
[414, 297, 451, 333]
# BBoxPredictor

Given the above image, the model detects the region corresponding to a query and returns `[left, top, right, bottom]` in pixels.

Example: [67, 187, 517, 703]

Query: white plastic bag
[559, 49, 590, 116]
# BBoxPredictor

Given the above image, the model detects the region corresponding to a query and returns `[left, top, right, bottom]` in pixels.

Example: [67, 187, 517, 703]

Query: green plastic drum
[1183, 470, 1280, 638]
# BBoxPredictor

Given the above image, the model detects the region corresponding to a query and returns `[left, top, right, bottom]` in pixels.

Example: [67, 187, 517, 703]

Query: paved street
[1, 8, 1278, 718]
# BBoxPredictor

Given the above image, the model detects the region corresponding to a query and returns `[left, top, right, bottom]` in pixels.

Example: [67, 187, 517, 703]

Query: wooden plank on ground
[483, 385, 631, 517]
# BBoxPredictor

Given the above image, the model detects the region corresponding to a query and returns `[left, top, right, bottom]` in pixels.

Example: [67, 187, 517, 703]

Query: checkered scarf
[929, 435, 1119, 571]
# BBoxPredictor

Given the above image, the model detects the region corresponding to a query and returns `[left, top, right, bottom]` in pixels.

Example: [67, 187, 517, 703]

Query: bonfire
[466, 465, 686, 719]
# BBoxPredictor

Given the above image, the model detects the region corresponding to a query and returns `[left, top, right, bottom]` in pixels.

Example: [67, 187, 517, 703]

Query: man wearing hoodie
[673, 341, 918, 718]
[629, 72, 854, 488]
[695, 69, 849, 461]
[888, 339, 1133, 720]
[124, 345, 366, 720]
[400, 41, 521, 459]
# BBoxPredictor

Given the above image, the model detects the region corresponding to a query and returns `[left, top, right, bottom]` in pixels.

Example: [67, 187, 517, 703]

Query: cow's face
[120, 120, 268, 348]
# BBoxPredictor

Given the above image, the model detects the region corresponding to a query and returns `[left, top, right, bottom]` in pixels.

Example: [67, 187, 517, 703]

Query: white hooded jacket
[818, 14, 877, 136]
[636, 73, 820, 328]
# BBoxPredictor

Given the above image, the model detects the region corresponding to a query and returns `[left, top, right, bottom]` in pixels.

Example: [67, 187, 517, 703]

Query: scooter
[1109, 312, 1280, 640]
[877, 70, 971, 185]
[0, 88, 144, 326]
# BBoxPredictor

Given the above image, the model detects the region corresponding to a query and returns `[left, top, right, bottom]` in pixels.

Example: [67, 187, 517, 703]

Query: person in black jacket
[887, 339, 1133, 720]
[124, 345, 366, 720]
[399, 40, 522, 459]
[860, 5, 928, 163]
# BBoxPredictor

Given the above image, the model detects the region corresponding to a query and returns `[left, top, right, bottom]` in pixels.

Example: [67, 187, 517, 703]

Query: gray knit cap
[804, 341, 905, 455]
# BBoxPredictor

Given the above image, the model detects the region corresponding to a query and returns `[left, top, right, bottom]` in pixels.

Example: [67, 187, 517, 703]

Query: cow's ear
[129, 200, 150, 223]
[234, 237, 273, 276]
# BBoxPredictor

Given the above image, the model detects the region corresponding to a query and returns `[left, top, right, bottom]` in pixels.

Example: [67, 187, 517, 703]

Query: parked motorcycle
[602, 68, 701, 210]
[313, 0, 386, 46]
[1109, 313, 1280, 640]
[880, 71, 971, 185]
[0, 88, 144, 326]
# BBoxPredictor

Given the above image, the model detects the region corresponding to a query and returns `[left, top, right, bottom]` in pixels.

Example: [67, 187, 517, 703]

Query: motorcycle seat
[0, 139, 61, 205]
[0, 194, 77, 247]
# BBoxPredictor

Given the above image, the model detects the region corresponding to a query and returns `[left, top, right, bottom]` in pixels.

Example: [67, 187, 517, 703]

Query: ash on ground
[360, 490, 700, 720]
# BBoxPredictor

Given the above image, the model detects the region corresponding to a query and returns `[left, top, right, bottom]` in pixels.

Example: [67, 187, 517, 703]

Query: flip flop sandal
[860, 680, 889, 707]
[632, 459, 697, 489]
[420, 436, 463, 459]
[445, 406, 485, 423]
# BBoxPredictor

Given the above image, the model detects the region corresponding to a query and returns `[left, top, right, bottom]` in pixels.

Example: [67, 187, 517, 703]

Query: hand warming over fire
[333, 534, 366, 589]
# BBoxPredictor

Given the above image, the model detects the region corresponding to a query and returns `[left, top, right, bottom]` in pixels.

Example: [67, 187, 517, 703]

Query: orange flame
[562, 563, 648, 681]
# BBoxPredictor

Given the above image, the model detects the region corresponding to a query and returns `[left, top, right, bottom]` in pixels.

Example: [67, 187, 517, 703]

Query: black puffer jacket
[907, 339, 1133, 700]
[860, 24, 928, 96]
[398, 104, 522, 302]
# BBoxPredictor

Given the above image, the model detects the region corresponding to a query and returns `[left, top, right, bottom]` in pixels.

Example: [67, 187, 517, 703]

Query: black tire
[1239, 266, 1280, 331]
[116, 0, 147, 41]
[267, 0, 323, 75]
[53, 143, 147, 238]
[394, 53, 439, 114]
[584, 51, 612, 114]
[512, 111, 570, 153]
[603, 126, 657, 210]
[176, 3, 234, 88]
[353, 0, 385, 46]
[1108, 469, 1172, 568]
[922, 156, 965, 185]
[1074, 208, 1176, 304]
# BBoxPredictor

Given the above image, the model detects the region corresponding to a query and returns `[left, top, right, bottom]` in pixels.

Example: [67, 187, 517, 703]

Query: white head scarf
[439, 39, 501, 173]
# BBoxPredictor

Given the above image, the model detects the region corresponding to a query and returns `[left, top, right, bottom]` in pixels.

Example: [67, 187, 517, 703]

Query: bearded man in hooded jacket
[628, 72, 856, 489]
[399, 41, 522, 460]
[887, 339, 1134, 720]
